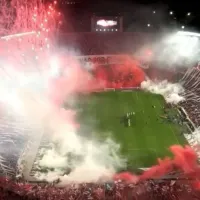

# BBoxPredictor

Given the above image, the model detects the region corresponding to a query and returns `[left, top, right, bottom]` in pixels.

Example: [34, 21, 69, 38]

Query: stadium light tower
[164, 31, 200, 61]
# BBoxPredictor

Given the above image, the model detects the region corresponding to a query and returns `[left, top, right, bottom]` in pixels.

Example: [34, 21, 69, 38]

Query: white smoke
[16, 87, 125, 184]
[0, 52, 125, 184]
[141, 79, 185, 104]
[36, 135, 123, 184]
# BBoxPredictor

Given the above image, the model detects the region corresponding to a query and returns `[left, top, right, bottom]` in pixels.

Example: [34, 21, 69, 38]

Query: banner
[75, 55, 149, 69]
[76, 55, 129, 66]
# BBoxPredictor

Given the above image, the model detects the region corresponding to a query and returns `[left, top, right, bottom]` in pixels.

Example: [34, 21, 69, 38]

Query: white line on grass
[169, 125, 180, 145]
[144, 95, 160, 159]
[131, 92, 159, 160]
[155, 99, 181, 145]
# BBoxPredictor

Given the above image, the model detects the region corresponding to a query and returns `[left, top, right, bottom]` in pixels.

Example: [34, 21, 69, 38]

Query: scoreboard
[91, 16, 123, 32]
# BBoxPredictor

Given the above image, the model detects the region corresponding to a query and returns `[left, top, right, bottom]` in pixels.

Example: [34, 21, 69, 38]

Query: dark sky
[58, 0, 200, 32]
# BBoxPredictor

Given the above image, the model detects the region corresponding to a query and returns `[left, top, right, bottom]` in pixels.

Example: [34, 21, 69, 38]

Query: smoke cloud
[141, 79, 185, 104]
[10, 57, 126, 184]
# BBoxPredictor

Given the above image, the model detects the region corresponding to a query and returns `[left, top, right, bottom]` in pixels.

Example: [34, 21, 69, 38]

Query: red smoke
[114, 145, 200, 188]
[47, 57, 200, 189]
[49, 56, 145, 107]
[47, 57, 200, 187]
[94, 61, 145, 89]
[48, 57, 104, 106]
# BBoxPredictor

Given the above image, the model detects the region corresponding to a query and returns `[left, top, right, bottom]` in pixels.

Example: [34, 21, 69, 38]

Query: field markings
[141, 94, 160, 160]
[131, 92, 159, 163]
[168, 124, 181, 145]
[154, 99, 181, 146]
[127, 148, 158, 167]
[131, 91, 180, 165]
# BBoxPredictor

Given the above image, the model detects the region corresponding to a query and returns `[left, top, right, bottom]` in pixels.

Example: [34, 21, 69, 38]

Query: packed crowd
[0, 177, 199, 200]
[58, 32, 152, 55]
[180, 101, 200, 127]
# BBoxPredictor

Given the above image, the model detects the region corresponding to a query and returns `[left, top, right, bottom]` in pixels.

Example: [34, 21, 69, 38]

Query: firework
[0, 0, 61, 177]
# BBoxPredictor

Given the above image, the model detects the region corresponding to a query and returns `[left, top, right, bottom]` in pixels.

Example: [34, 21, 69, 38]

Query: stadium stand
[58, 32, 155, 55]
[0, 178, 198, 200]
[2, 31, 200, 200]
[179, 67, 200, 127]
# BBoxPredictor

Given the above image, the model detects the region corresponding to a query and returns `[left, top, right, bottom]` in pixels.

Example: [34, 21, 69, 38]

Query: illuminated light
[96, 29, 98, 31]
[104, 29, 106, 31]
[153, 10, 156, 14]
[99, 29, 102, 31]
[115, 29, 118, 31]
[166, 31, 200, 59]
[181, 26, 185, 29]
[35, 56, 38, 60]
[187, 12, 191, 16]
[145, 49, 153, 56]
[147, 24, 151, 27]
[47, 44, 50, 48]
[169, 11, 173, 15]
[97, 19, 117, 27]
[54, 1, 57, 4]
[177, 31, 200, 37]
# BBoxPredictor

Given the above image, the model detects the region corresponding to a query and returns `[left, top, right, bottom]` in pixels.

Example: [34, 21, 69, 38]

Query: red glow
[94, 60, 145, 88]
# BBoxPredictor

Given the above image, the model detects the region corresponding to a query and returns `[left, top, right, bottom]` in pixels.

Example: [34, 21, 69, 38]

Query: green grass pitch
[74, 90, 188, 171]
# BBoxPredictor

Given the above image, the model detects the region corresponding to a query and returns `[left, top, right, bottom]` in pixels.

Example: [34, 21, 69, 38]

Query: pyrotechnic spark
[0, 31, 36, 40]
[180, 65, 200, 102]
[0, 0, 61, 177]
[0, 0, 126, 183]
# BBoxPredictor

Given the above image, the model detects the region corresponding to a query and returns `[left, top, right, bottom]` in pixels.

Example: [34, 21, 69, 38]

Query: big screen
[92, 16, 122, 32]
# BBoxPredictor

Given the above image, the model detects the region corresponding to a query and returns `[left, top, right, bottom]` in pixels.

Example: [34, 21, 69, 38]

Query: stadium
[1, 1, 200, 199]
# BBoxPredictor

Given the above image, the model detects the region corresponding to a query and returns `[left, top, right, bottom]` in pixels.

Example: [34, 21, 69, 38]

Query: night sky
[58, 0, 200, 32]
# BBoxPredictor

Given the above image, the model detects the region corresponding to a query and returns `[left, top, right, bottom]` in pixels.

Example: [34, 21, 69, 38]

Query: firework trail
[180, 65, 200, 103]
[1, 0, 200, 189]
[0, 0, 127, 183]
[0, 0, 61, 177]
